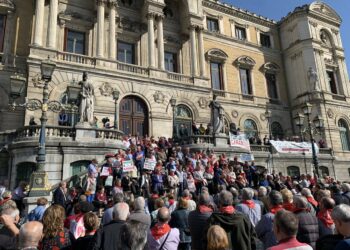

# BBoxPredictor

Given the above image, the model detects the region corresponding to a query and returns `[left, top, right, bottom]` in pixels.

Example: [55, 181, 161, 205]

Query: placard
[229, 133, 251, 151]
[143, 158, 157, 171]
[100, 166, 110, 176]
[123, 160, 134, 172]
[240, 153, 255, 162]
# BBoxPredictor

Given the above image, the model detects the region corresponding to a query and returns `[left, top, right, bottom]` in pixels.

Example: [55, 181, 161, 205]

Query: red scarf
[317, 209, 334, 228]
[270, 205, 283, 214]
[242, 200, 255, 209]
[151, 194, 159, 199]
[220, 205, 235, 214]
[199, 205, 213, 213]
[283, 202, 295, 212]
[151, 223, 171, 240]
[169, 199, 175, 206]
[307, 197, 318, 208]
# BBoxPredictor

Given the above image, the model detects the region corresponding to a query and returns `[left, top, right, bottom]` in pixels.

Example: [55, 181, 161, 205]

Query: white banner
[123, 160, 135, 172]
[270, 140, 319, 155]
[229, 133, 251, 151]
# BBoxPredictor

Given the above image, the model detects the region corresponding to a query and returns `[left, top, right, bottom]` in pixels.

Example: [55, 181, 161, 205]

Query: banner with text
[240, 153, 255, 162]
[229, 133, 251, 151]
[123, 160, 135, 172]
[143, 158, 157, 171]
[270, 140, 319, 155]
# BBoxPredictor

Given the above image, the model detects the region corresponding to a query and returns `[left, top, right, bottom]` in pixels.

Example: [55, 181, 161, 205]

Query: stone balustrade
[57, 51, 96, 66]
[167, 71, 194, 84]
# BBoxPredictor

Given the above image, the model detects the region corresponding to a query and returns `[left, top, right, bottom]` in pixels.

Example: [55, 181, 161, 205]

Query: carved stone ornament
[32, 73, 44, 88]
[117, 16, 145, 33]
[153, 91, 165, 104]
[198, 97, 209, 109]
[260, 113, 266, 121]
[234, 56, 256, 68]
[327, 108, 334, 119]
[206, 49, 228, 62]
[261, 62, 280, 73]
[231, 110, 239, 118]
[0, 0, 15, 10]
[309, 2, 341, 21]
[99, 82, 114, 97]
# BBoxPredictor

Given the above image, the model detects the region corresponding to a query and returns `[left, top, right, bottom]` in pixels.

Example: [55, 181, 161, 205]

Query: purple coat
[147, 228, 180, 250]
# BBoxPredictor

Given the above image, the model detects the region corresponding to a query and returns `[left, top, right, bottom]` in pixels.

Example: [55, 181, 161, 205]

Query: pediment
[309, 2, 341, 22]
[234, 56, 256, 68]
[261, 62, 280, 73]
[206, 49, 228, 62]
[0, 0, 15, 10]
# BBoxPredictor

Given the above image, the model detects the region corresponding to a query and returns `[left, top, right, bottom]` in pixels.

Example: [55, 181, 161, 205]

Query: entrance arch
[119, 96, 149, 136]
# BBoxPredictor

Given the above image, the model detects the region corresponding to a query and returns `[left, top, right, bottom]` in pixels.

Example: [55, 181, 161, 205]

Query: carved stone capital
[99, 82, 114, 97]
[96, 0, 107, 6]
[146, 12, 156, 20]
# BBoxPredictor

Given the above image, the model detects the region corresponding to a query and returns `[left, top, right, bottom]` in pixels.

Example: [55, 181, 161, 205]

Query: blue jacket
[28, 205, 46, 221]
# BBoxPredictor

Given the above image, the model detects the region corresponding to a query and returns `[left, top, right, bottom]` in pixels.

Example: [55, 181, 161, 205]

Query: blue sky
[224, 0, 350, 73]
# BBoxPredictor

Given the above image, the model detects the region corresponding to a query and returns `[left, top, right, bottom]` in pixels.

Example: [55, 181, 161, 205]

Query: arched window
[173, 105, 193, 141]
[16, 162, 36, 186]
[338, 119, 350, 151]
[271, 122, 284, 140]
[244, 119, 258, 139]
[319, 166, 330, 177]
[287, 166, 300, 178]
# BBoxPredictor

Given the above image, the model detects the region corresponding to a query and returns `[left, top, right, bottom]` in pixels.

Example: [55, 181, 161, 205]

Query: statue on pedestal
[78, 72, 95, 124]
[209, 95, 224, 135]
[308, 67, 320, 91]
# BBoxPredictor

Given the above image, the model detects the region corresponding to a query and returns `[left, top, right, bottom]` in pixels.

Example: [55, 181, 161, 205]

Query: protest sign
[123, 160, 134, 172]
[100, 166, 110, 176]
[240, 153, 255, 162]
[143, 158, 157, 171]
[229, 133, 251, 151]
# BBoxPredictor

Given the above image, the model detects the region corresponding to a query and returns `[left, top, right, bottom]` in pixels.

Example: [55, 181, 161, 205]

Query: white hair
[332, 204, 350, 223]
[342, 183, 350, 193]
[242, 188, 254, 200]
[301, 188, 312, 197]
[134, 197, 145, 211]
[113, 202, 130, 220]
[1, 207, 19, 220]
[258, 186, 267, 197]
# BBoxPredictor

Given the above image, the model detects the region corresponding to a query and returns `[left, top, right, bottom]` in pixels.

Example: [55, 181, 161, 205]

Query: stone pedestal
[75, 122, 96, 141]
[214, 133, 229, 146]
[23, 195, 52, 215]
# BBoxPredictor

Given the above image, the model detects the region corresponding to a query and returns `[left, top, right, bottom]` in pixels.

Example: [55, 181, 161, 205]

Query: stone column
[189, 25, 198, 77]
[147, 13, 155, 68]
[108, 2, 116, 59]
[47, 0, 58, 48]
[157, 15, 165, 70]
[2, 11, 14, 64]
[96, 0, 105, 58]
[197, 27, 206, 77]
[33, 0, 45, 46]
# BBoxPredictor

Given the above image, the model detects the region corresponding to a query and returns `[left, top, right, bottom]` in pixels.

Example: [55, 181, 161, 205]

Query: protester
[206, 190, 256, 250]
[27, 197, 48, 221]
[72, 212, 99, 250]
[207, 225, 229, 250]
[53, 181, 67, 209]
[129, 196, 151, 227]
[18, 221, 43, 250]
[120, 220, 149, 250]
[269, 209, 313, 250]
[236, 187, 262, 227]
[331, 204, 350, 249]
[318, 197, 336, 237]
[0, 206, 20, 249]
[39, 205, 73, 250]
[147, 207, 180, 250]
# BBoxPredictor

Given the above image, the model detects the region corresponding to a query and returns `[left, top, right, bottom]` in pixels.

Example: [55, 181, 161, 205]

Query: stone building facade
[0, 0, 349, 187]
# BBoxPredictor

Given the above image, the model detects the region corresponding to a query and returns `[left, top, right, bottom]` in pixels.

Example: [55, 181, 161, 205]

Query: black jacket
[91, 220, 125, 250]
[169, 208, 191, 244]
[205, 211, 257, 250]
[295, 210, 319, 249]
[53, 188, 66, 208]
[188, 209, 212, 250]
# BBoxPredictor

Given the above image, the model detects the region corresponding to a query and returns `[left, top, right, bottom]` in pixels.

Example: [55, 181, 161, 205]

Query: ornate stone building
[0, 0, 349, 187]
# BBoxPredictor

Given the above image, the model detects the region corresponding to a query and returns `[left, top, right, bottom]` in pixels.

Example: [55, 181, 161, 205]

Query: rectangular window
[266, 73, 278, 99]
[240, 68, 252, 95]
[260, 33, 271, 48]
[210, 62, 223, 90]
[64, 29, 85, 55]
[164, 52, 177, 72]
[207, 18, 219, 32]
[0, 15, 6, 52]
[235, 26, 246, 40]
[117, 41, 135, 64]
[327, 71, 338, 94]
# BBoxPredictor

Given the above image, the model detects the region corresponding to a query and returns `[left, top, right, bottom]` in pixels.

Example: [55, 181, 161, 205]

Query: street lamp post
[170, 97, 177, 138]
[294, 102, 324, 178]
[112, 89, 120, 129]
[9, 58, 79, 196]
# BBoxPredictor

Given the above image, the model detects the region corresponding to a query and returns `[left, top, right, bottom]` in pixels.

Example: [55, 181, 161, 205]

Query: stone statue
[209, 95, 224, 134]
[78, 72, 95, 123]
[308, 67, 320, 91]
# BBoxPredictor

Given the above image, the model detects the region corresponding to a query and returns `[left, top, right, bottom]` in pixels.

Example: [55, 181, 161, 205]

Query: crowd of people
[0, 135, 349, 250]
